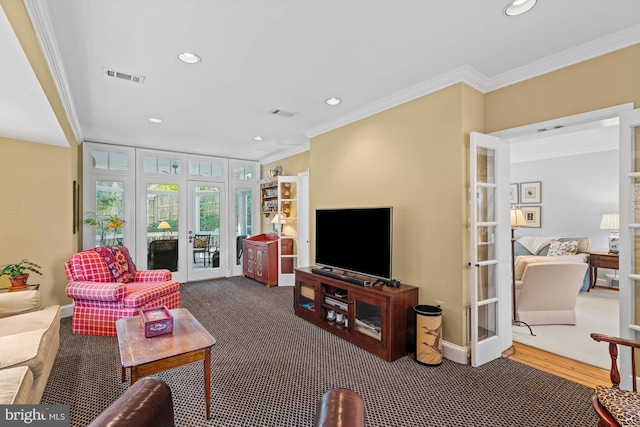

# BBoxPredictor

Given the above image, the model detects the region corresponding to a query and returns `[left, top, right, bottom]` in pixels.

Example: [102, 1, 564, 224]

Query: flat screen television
[315, 207, 392, 280]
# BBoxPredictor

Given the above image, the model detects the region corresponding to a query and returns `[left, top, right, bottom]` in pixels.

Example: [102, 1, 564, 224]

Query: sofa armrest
[135, 269, 172, 282]
[66, 281, 127, 302]
[88, 378, 174, 427]
[0, 290, 41, 318]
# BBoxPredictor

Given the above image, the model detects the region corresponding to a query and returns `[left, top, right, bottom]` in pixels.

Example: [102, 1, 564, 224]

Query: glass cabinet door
[297, 280, 316, 312]
[352, 293, 384, 342]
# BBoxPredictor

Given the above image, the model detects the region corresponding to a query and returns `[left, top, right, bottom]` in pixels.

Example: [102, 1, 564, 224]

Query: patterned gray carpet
[42, 277, 598, 426]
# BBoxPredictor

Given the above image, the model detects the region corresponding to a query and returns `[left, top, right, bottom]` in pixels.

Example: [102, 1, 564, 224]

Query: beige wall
[485, 44, 640, 132]
[311, 83, 480, 346]
[260, 151, 310, 233]
[0, 138, 76, 306]
[1, 1, 79, 307]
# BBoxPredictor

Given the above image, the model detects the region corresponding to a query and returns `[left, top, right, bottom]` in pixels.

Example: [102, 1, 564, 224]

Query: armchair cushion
[595, 385, 640, 427]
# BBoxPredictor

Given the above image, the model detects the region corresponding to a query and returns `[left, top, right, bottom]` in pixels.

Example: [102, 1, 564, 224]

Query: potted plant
[84, 212, 125, 246]
[0, 259, 42, 291]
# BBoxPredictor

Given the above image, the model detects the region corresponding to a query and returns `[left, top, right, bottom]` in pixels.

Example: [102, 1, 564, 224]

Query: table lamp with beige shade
[157, 221, 172, 239]
[599, 213, 619, 254]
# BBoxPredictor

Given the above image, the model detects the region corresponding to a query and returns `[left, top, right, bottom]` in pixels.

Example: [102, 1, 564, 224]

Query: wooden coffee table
[116, 308, 216, 419]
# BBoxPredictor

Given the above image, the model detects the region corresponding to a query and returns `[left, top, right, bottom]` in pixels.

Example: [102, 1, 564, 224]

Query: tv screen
[315, 207, 392, 279]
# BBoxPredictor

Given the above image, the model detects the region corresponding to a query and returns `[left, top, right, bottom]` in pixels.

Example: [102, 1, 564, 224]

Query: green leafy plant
[0, 259, 42, 278]
[84, 212, 125, 245]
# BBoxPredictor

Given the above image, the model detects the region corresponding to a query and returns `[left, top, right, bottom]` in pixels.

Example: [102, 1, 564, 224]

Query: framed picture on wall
[510, 183, 519, 204]
[520, 181, 541, 204]
[520, 206, 541, 228]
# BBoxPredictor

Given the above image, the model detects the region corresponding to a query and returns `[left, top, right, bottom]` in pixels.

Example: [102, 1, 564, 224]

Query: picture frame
[510, 183, 519, 204]
[520, 181, 541, 204]
[520, 206, 541, 228]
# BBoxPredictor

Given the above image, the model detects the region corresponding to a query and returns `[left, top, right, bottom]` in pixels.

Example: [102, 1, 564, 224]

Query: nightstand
[589, 252, 619, 290]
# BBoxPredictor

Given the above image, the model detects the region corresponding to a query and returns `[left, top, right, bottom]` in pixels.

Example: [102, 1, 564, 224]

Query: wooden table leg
[121, 366, 126, 382]
[130, 367, 138, 385]
[205, 347, 211, 419]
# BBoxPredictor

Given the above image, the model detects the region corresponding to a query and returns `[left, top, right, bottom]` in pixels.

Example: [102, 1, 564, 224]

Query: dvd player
[311, 268, 371, 287]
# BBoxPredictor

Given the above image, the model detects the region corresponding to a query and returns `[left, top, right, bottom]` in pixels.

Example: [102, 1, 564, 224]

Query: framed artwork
[520, 181, 541, 204]
[520, 206, 541, 228]
[72, 180, 80, 233]
[510, 183, 519, 204]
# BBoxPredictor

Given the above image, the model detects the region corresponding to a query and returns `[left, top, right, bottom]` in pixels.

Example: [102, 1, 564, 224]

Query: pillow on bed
[548, 240, 578, 256]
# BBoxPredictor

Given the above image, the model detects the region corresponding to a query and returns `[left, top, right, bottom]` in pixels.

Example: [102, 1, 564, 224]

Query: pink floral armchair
[65, 246, 181, 336]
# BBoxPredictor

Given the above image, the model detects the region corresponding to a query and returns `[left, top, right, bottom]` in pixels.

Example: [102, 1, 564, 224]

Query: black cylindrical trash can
[414, 305, 442, 366]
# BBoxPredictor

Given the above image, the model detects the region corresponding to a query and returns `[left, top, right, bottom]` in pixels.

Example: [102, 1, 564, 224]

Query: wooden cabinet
[243, 234, 279, 287]
[294, 267, 418, 362]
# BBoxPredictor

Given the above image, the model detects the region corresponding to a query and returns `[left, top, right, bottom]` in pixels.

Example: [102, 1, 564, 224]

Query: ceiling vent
[103, 67, 145, 84]
[270, 109, 296, 118]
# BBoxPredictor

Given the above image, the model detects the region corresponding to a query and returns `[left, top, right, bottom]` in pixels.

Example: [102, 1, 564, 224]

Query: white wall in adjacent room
[510, 149, 618, 252]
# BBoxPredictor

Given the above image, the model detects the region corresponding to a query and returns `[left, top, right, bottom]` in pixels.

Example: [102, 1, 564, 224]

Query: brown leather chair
[314, 388, 365, 427]
[590, 333, 640, 427]
[88, 378, 174, 427]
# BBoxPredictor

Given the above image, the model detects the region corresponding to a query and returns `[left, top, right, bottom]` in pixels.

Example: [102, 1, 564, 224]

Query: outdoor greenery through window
[147, 184, 180, 242]
[88, 181, 125, 246]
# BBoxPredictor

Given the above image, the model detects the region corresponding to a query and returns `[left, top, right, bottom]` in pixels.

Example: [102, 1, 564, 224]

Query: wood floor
[506, 342, 611, 389]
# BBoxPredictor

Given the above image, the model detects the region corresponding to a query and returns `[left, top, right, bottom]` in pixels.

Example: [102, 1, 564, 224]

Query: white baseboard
[61, 303, 73, 318]
[443, 340, 469, 365]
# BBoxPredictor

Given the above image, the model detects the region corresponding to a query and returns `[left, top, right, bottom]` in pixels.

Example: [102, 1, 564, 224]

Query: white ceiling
[4, 1, 640, 162]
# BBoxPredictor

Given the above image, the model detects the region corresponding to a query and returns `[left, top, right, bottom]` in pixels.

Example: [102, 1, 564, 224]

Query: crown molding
[486, 23, 640, 92]
[24, 0, 83, 144]
[259, 142, 310, 165]
[305, 65, 489, 139]
[306, 24, 640, 139]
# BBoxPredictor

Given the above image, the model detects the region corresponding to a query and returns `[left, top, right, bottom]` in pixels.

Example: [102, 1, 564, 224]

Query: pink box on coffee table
[139, 306, 173, 337]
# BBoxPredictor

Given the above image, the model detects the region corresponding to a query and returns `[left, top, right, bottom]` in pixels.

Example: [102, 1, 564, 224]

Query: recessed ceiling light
[149, 117, 163, 123]
[253, 136, 264, 141]
[504, 0, 536, 16]
[325, 97, 341, 106]
[178, 52, 201, 64]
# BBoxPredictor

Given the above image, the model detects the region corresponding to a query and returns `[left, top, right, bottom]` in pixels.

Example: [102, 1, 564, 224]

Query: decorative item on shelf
[139, 306, 173, 338]
[157, 221, 172, 239]
[268, 164, 283, 178]
[510, 207, 535, 336]
[600, 212, 619, 254]
[271, 213, 287, 234]
[281, 201, 291, 217]
[0, 259, 42, 291]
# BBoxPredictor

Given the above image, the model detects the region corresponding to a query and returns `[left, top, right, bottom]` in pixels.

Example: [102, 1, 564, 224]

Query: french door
[469, 132, 511, 367]
[618, 108, 640, 389]
[187, 181, 227, 281]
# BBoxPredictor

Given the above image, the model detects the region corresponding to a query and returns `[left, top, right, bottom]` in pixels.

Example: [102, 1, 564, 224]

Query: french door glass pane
[235, 189, 252, 266]
[93, 180, 124, 246]
[146, 184, 179, 271]
[193, 186, 221, 269]
[476, 186, 496, 223]
[477, 226, 496, 261]
[476, 147, 496, 184]
[477, 303, 497, 341]
[477, 264, 497, 300]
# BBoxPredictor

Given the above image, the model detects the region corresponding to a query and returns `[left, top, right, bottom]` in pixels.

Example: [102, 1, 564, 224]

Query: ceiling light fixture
[178, 52, 201, 64]
[504, 0, 536, 16]
[253, 136, 264, 141]
[149, 117, 163, 123]
[325, 97, 341, 106]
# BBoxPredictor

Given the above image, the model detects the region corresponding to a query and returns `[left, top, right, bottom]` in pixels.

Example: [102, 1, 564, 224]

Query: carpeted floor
[42, 277, 598, 426]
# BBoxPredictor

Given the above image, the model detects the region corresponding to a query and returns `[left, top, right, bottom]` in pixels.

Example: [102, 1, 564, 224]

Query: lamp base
[608, 232, 619, 254]
[513, 319, 536, 336]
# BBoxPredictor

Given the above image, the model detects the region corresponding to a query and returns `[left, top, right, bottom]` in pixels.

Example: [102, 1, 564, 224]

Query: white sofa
[514, 256, 589, 325]
[0, 290, 60, 404]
